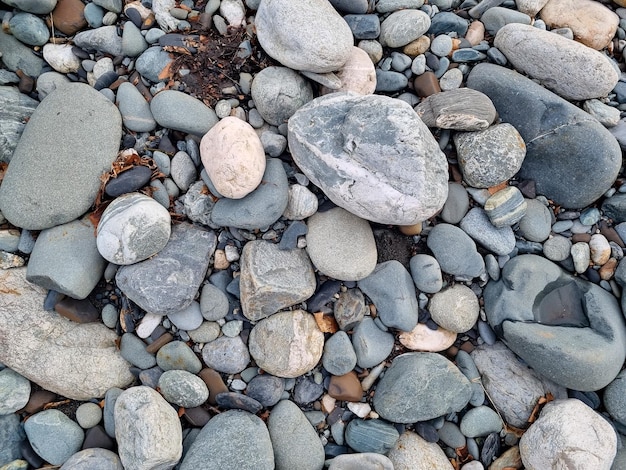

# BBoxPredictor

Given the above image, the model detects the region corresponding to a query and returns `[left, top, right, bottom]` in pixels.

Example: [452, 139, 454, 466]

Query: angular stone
[288, 92, 448, 225]
[73, 26, 123, 56]
[0, 30, 43, 78]
[255, 0, 353, 73]
[414, 88, 496, 131]
[484, 254, 626, 391]
[328, 371, 363, 402]
[0, 269, 133, 400]
[0, 86, 38, 163]
[239, 240, 315, 321]
[322, 330, 358, 376]
[520, 399, 617, 469]
[494, 24, 618, 100]
[0, 83, 121, 230]
[351, 317, 395, 368]
[484, 186, 527, 228]
[179, 410, 274, 470]
[116, 223, 216, 316]
[373, 352, 472, 423]
[467, 63, 621, 208]
[248, 310, 324, 378]
[334, 288, 368, 331]
[0, 368, 30, 414]
[114, 386, 182, 470]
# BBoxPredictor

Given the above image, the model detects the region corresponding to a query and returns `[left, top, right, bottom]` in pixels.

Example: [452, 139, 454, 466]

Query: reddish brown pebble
[49, 0, 87, 35]
[459, 341, 475, 353]
[54, 297, 100, 323]
[145, 332, 174, 354]
[22, 390, 57, 414]
[599, 257, 618, 280]
[328, 372, 363, 402]
[413, 72, 441, 97]
[572, 233, 592, 243]
[199, 368, 228, 405]
[184, 406, 211, 427]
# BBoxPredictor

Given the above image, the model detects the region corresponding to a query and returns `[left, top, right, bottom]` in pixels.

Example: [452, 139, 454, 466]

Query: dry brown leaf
[488, 180, 509, 195]
[313, 312, 338, 333]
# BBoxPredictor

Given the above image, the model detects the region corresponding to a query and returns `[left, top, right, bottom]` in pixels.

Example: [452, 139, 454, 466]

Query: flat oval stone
[351, 316, 395, 368]
[0, 83, 121, 230]
[429, 284, 480, 333]
[288, 93, 448, 225]
[9, 12, 50, 46]
[105, 165, 153, 197]
[484, 186, 527, 227]
[201, 335, 250, 374]
[460, 207, 516, 256]
[200, 116, 266, 199]
[24, 409, 84, 466]
[215, 392, 263, 413]
[248, 310, 324, 378]
[379, 9, 431, 48]
[97, 193, 171, 265]
[427, 223, 485, 279]
[150, 90, 218, 136]
[345, 418, 400, 454]
[158, 369, 209, 408]
[460, 406, 503, 438]
[495, 23, 618, 101]
[59, 448, 123, 470]
[328, 453, 394, 470]
[415, 88, 496, 131]
[115, 82, 156, 133]
[322, 46, 376, 95]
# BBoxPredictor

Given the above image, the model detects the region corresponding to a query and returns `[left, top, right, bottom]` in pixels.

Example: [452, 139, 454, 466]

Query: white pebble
[348, 402, 371, 418]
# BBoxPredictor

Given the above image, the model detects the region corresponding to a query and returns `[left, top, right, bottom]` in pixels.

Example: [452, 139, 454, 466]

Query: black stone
[415, 422, 439, 443]
[308, 280, 341, 313]
[279, 220, 308, 250]
[94, 71, 119, 91]
[480, 432, 501, 467]
[293, 377, 324, 405]
[125, 8, 143, 28]
[215, 392, 263, 414]
[245, 374, 284, 407]
[105, 165, 153, 197]
[83, 425, 116, 450]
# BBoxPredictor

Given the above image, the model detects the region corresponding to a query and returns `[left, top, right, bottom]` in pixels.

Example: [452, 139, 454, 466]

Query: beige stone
[540, 0, 618, 50]
[321, 47, 376, 95]
[200, 116, 266, 199]
[590, 233, 611, 266]
[388, 431, 454, 470]
[402, 35, 430, 57]
[515, 0, 550, 17]
[464, 20, 485, 46]
[399, 323, 457, 352]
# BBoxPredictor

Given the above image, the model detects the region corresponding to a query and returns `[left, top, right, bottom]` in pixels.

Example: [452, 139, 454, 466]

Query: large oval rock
[97, 193, 171, 265]
[0, 268, 134, 400]
[24, 409, 84, 466]
[114, 386, 182, 470]
[467, 63, 621, 209]
[200, 117, 266, 199]
[179, 410, 274, 470]
[150, 89, 218, 136]
[494, 23, 618, 101]
[288, 93, 448, 225]
[483, 254, 626, 391]
[373, 352, 472, 423]
[255, 0, 353, 73]
[248, 310, 324, 378]
[0, 83, 122, 230]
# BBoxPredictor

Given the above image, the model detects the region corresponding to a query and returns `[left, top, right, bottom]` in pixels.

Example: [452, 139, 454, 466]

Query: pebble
[484, 186, 527, 228]
[440, 182, 470, 224]
[59, 448, 123, 470]
[388, 431, 455, 469]
[135, 46, 173, 83]
[460, 406, 503, 438]
[328, 453, 394, 470]
[199, 283, 229, 321]
[170, 151, 197, 192]
[427, 223, 485, 279]
[351, 317, 394, 368]
[156, 340, 202, 374]
[246, 375, 284, 407]
[334, 288, 368, 331]
[409, 253, 443, 294]
[481, 7, 531, 35]
[415, 88, 496, 131]
[150, 90, 218, 136]
[42, 43, 80, 74]
[323, 331, 358, 376]
[122, 21, 148, 56]
[158, 369, 209, 408]
[439, 68, 463, 90]
[167, 300, 204, 331]
[201, 335, 250, 374]
[375, 70, 408, 92]
[306, 207, 377, 281]
[604, 369, 626, 427]
[0, 230, 19, 253]
[379, 10, 431, 48]
[429, 285, 480, 333]
[345, 418, 400, 454]
[105, 165, 153, 197]
[438, 421, 466, 449]
[0, 368, 30, 414]
[398, 323, 457, 351]
[584, 99, 621, 127]
[120, 333, 156, 369]
[517, 199, 552, 242]
[24, 410, 84, 466]
[590, 233, 611, 265]
[282, 184, 318, 220]
[571, 242, 591, 274]
[74, 402, 103, 429]
[543, 235, 572, 262]
[460, 207, 515, 256]
[293, 377, 323, 404]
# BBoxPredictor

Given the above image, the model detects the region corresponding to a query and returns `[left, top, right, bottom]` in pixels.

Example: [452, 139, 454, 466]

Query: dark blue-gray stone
[351, 317, 394, 368]
[135, 46, 174, 83]
[345, 419, 399, 454]
[481, 6, 531, 35]
[467, 63, 621, 209]
[373, 352, 472, 423]
[116, 223, 216, 316]
[0, 413, 24, 466]
[179, 410, 274, 470]
[215, 392, 262, 413]
[375, 70, 408, 92]
[602, 193, 626, 223]
[426, 223, 485, 279]
[245, 374, 284, 407]
[343, 14, 380, 39]
[279, 220, 307, 250]
[358, 260, 418, 331]
[105, 166, 153, 197]
[428, 12, 469, 36]
[0, 30, 43, 77]
[293, 377, 324, 405]
[451, 48, 486, 62]
[8, 13, 50, 46]
[485, 254, 626, 391]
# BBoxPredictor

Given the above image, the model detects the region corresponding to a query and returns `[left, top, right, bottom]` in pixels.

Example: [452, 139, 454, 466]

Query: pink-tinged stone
[398, 323, 457, 352]
[590, 233, 611, 266]
[200, 116, 266, 199]
[321, 47, 376, 95]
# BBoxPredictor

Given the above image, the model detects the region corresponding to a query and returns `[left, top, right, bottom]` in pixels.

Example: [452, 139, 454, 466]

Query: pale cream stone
[399, 323, 457, 352]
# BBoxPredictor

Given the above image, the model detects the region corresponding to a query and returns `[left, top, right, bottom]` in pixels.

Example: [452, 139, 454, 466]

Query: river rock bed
[2, 0, 626, 468]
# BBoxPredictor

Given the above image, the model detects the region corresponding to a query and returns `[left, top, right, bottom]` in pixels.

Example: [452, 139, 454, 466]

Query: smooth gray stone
[103, 388, 123, 438]
[484, 255, 626, 391]
[428, 12, 469, 36]
[179, 410, 274, 470]
[334, 288, 368, 331]
[0, 368, 30, 414]
[199, 283, 229, 321]
[375, 70, 408, 92]
[210, 158, 289, 230]
[426, 223, 485, 279]
[438, 421, 466, 450]
[119, 333, 156, 369]
[329, 453, 394, 470]
[115, 82, 156, 132]
[604, 370, 626, 427]
[602, 193, 626, 223]
[255, 0, 353, 73]
[345, 418, 400, 454]
[373, 352, 472, 423]
[440, 182, 470, 224]
[293, 377, 323, 405]
[246, 375, 284, 407]
[116, 223, 216, 316]
[268, 400, 325, 470]
[114, 386, 182, 470]
[460, 406, 502, 438]
[517, 199, 552, 242]
[330, 0, 369, 13]
[0, 413, 25, 466]
[250, 66, 313, 126]
[156, 341, 202, 373]
[74, 402, 103, 429]
[409, 254, 443, 294]
[455, 350, 484, 407]
[481, 6, 531, 34]
[543, 235, 571, 262]
[460, 207, 515, 256]
[27, 218, 106, 299]
[344, 14, 380, 39]
[0, 86, 38, 163]
[8, 13, 50, 46]
[415, 88, 496, 131]
[170, 151, 196, 191]
[288, 92, 448, 225]
[150, 90, 218, 136]
[202, 336, 250, 374]
[379, 9, 431, 48]
[24, 410, 84, 466]
[351, 317, 395, 368]
[35, 71, 70, 100]
[376, 0, 424, 12]
[0, 83, 121, 230]
[467, 63, 621, 208]
[3, 0, 57, 13]
[168, 301, 203, 331]
[158, 370, 209, 408]
[60, 448, 123, 470]
[322, 330, 357, 376]
[94, 0, 122, 12]
[84, 2, 105, 27]
[135, 46, 173, 83]
[73, 26, 123, 56]
[121, 21, 148, 56]
[0, 30, 43, 77]
[358, 260, 419, 331]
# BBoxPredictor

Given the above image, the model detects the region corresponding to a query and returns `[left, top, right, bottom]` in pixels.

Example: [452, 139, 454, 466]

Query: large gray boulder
[484, 254, 626, 391]
[0, 268, 134, 400]
[0, 86, 38, 163]
[0, 82, 122, 229]
[467, 63, 620, 209]
[288, 93, 448, 225]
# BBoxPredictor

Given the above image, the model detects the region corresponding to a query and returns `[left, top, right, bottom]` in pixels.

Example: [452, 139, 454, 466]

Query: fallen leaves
[313, 312, 338, 333]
